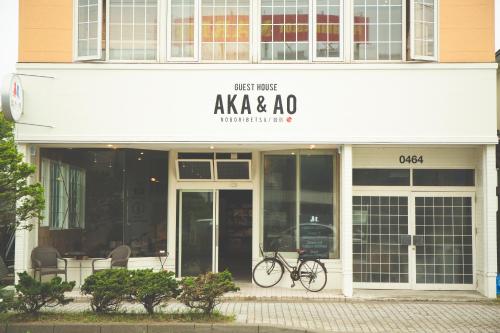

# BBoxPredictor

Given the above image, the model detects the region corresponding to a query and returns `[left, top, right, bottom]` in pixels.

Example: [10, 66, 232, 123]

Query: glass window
[314, 0, 342, 60]
[411, 0, 436, 60]
[77, 0, 102, 60]
[261, 0, 310, 61]
[215, 161, 251, 180]
[263, 152, 338, 259]
[413, 169, 475, 187]
[38, 149, 168, 258]
[201, 0, 250, 61]
[353, 0, 403, 61]
[299, 155, 335, 258]
[177, 160, 213, 180]
[109, 0, 158, 61]
[353, 169, 410, 186]
[40, 159, 86, 230]
[170, 0, 196, 59]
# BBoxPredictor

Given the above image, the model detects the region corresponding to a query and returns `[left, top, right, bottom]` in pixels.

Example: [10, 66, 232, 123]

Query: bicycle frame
[259, 244, 302, 273]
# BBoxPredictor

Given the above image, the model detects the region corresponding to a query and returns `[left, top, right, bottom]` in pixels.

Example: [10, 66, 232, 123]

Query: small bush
[81, 269, 131, 313]
[179, 270, 239, 315]
[129, 270, 180, 315]
[14, 272, 75, 314]
[0, 288, 15, 313]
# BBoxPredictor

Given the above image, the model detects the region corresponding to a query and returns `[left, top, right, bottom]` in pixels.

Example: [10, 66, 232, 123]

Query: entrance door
[353, 192, 474, 290]
[218, 190, 252, 280]
[178, 189, 252, 278]
[178, 190, 215, 277]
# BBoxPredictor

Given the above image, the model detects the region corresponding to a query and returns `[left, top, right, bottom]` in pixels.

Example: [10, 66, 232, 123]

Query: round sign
[1, 74, 24, 122]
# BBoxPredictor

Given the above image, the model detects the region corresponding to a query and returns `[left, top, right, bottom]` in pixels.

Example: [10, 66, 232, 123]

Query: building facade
[4, 0, 497, 297]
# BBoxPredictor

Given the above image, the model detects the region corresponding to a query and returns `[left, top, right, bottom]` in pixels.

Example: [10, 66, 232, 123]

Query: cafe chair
[92, 245, 131, 273]
[0, 256, 14, 285]
[31, 246, 68, 282]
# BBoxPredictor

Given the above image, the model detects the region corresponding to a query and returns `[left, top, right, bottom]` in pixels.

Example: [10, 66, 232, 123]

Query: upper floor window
[353, 0, 403, 61]
[74, 0, 438, 63]
[109, 0, 159, 61]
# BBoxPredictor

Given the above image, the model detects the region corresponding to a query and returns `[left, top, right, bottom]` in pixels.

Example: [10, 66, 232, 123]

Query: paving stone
[6, 324, 53, 333]
[53, 324, 99, 333]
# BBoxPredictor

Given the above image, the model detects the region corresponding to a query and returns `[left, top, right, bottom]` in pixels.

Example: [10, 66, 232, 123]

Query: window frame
[312, 0, 344, 62]
[214, 159, 252, 181]
[410, 0, 438, 61]
[105, 0, 161, 63]
[260, 150, 339, 259]
[166, 0, 200, 62]
[176, 159, 214, 181]
[74, 0, 104, 61]
[350, 0, 407, 63]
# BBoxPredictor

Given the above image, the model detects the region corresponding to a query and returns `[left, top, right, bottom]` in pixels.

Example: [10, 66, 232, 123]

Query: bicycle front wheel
[298, 259, 327, 292]
[252, 258, 284, 288]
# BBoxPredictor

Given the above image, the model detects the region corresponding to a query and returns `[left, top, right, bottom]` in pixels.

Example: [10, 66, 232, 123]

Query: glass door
[178, 190, 216, 277]
[411, 193, 475, 290]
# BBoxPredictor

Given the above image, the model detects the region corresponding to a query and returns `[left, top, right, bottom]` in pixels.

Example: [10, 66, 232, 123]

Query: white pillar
[341, 144, 353, 297]
[13, 144, 36, 281]
[166, 151, 178, 272]
[481, 144, 497, 298]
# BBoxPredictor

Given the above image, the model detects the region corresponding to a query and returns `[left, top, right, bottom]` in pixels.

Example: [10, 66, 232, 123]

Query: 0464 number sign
[399, 155, 424, 164]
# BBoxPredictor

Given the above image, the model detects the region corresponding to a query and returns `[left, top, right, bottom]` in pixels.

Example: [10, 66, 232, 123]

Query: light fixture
[210, 145, 215, 150]
[309, 144, 316, 149]
[137, 157, 142, 161]
[140, 152, 144, 155]
[107, 144, 113, 148]
[150, 177, 157, 182]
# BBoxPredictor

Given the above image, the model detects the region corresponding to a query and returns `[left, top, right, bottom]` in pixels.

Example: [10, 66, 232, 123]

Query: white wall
[14, 63, 497, 144]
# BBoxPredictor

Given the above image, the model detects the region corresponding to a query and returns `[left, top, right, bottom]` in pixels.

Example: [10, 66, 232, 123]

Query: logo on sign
[1, 74, 24, 122]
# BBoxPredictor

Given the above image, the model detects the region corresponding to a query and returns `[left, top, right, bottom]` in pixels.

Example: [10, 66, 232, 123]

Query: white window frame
[198, 0, 253, 64]
[74, 0, 104, 61]
[105, 0, 161, 63]
[312, 0, 344, 62]
[410, 0, 438, 61]
[257, 0, 314, 64]
[214, 159, 252, 181]
[167, 0, 200, 62]
[350, 0, 407, 63]
[176, 159, 214, 181]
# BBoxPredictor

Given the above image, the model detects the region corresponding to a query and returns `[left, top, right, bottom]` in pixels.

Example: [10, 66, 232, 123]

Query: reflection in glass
[263, 155, 296, 252]
[300, 155, 334, 258]
[180, 192, 213, 276]
[171, 0, 195, 58]
[38, 149, 168, 258]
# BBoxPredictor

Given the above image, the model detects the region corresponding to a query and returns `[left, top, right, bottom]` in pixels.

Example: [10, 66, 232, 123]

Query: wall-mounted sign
[213, 83, 297, 125]
[1, 74, 24, 122]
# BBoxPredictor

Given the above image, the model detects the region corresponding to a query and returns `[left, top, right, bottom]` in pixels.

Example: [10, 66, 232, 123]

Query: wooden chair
[31, 246, 68, 282]
[92, 245, 131, 273]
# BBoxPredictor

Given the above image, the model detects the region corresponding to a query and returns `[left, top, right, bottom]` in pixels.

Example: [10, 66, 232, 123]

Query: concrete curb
[0, 323, 324, 333]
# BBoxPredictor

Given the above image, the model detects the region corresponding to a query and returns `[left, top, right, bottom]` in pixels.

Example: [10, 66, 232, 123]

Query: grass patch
[0, 311, 234, 324]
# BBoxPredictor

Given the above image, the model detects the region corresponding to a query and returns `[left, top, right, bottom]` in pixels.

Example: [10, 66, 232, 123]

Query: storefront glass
[38, 148, 168, 258]
[263, 151, 338, 259]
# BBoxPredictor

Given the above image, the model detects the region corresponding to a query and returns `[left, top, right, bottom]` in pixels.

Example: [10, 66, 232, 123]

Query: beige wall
[19, 0, 73, 63]
[440, 0, 495, 63]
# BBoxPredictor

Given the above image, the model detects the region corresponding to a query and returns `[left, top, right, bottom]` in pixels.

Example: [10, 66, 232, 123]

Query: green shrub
[14, 272, 75, 314]
[179, 270, 239, 315]
[0, 287, 15, 313]
[129, 270, 180, 315]
[81, 269, 131, 313]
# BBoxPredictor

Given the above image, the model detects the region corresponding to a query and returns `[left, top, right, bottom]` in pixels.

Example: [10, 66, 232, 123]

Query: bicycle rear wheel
[252, 258, 284, 288]
[298, 259, 327, 292]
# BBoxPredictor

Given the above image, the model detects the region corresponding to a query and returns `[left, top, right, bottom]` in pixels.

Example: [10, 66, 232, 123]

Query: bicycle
[252, 244, 328, 292]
